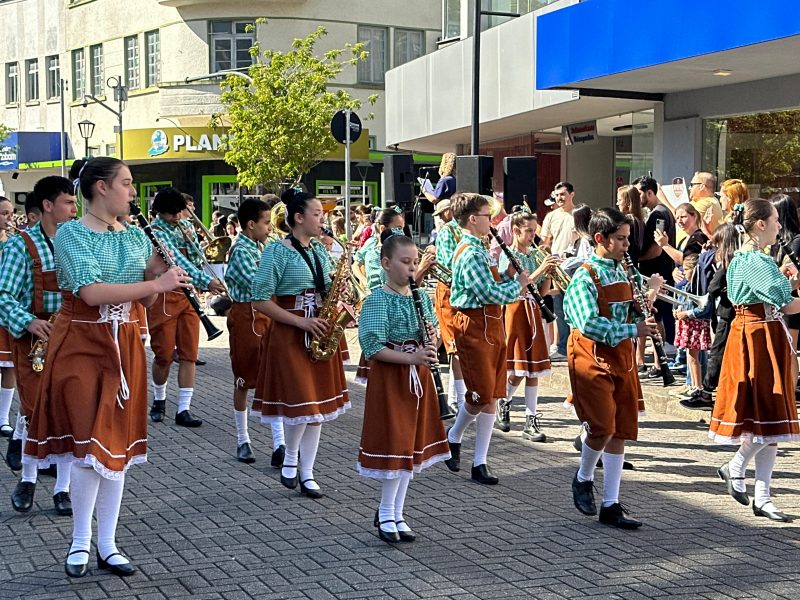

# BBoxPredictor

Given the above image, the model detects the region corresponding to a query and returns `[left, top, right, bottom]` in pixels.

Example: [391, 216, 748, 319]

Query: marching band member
[0, 196, 17, 438]
[444, 193, 528, 485]
[711, 199, 800, 522]
[22, 157, 190, 577]
[357, 233, 450, 543]
[564, 207, 659, 529]
[252, 189, 350, 499]
[0, 177, 77, 515]
[495, 210, 557, 441]
[146, 188, 226, 427]
[224, 198, 285, 466]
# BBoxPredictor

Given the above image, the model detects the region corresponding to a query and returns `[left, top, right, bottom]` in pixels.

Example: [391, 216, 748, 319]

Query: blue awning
[0, 132, 68, 171]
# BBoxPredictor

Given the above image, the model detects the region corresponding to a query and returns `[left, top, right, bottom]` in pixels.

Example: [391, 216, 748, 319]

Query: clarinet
[129, 202, 223, 341]
[488, 226, 556, 323]
[408, 277, 455, 420]
[622, 253, 675, 387]
[779, 241, 800, 271]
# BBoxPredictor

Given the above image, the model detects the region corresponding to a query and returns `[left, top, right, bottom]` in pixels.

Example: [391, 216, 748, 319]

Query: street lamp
[83, 75, 127, 159]
[355, 160, 371, 204]
[77, 119, 95, 158]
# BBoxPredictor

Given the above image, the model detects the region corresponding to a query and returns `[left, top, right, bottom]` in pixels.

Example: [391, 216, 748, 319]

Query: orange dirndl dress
[434, 281, 458, 355]
[504, 295, 552, 378]
[0, 326, 12, 368]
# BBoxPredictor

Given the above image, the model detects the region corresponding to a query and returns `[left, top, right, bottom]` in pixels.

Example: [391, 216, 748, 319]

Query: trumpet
[175, 219, 230, 296]
[656, 284, 708, 310]
[531, 242, 571, 291]
[185, 208, 231, 264]
[417, 246, 452, 285]
[28, 313, 59, 372]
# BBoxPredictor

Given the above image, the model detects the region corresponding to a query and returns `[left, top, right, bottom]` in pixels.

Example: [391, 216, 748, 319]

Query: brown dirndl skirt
[434, 282, 458, 354]
[253, 293, 350, 425]
[566, 330, 641, 441]
[357, 341, 450, 478]
[505, 298, 552, 378]
[710, 304, 800, 444]
[453, 305, 507, 406]
[0, 326, 13, 368]
[22, 293, 148, 479]
[355, 352, 370, 384]
[227, 301, 271, 390]
[133, 300, 149, 341]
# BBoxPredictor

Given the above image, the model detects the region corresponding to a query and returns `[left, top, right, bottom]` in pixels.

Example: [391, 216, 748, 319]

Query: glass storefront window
[703, 108, 800, 199]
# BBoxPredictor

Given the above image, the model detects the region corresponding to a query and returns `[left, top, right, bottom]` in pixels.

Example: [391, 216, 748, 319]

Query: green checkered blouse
[55, 220, 152, 295]
[354, 234, 378, 265]
[498, 246, 547, 291]
[363, 242, 388, 290]
[435, 219, 462, 270]
[225, 234, 261, 302]
[358, 287, 438, 359]
[450, 232, 521, 309]
[0, 224, 62, 338]
[728, 249, 793, 307]
[151, 216, 211, 289]
[251, 238, 333, 300]
[563, 253, 642, 348]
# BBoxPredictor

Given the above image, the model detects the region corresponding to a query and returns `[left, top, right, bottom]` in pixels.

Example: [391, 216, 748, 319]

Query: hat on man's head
[544, 195, 556, 207]
[432, 198, 451, 216]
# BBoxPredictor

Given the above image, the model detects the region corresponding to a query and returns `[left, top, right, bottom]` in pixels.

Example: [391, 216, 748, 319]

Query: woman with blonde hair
[702, 178, 748, 237]
[423, 152, 457, 205]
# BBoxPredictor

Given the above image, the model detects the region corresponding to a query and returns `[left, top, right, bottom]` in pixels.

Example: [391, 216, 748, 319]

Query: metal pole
[344, 109, 351, 241]
[59, 78, 66, 177]
[84, 138, 89, 159]
[118, 81, 124, 160]
[471, 0, 481, 155]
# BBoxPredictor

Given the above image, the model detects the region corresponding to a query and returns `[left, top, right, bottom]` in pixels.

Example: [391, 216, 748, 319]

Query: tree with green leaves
[213, 23, 378, 191]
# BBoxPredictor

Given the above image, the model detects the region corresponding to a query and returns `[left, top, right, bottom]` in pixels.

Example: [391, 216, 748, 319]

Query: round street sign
[331, 110, 362, 144]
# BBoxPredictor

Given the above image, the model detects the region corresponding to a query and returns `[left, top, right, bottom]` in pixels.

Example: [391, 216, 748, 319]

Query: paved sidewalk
[1, 321, 799, 599]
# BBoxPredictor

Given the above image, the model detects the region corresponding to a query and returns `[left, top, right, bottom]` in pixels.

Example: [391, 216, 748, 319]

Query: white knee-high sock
[19, 427, 37, 484]
[729, 439, 764, 493]
[67, 465, 101, 565]
[524, 385, 539, 416]
[152, 382, 167, 402]
[394, 474, 412, 532]
[54, 463, 72, 494]
[298, 425, 322, 490]
[379, 478, 401, 533]
[601, 452, 624, 507]
[577, 444, 603, 482]
[754, 443, 779, 509]
[472, 412, 495, 467]
[281, 422, 306, 478]
[447, 374, 457, 407]
[0, 387, 14, 426]
[177, 388, 193, 413]
[271, 422, 285, 449]
[234, 409, 250, 446]
[448, 408, 477, 443]
[12, 412, 25, 441]
[506, 381, 520, 403]
[96, 475, 128, 566]
[454, 380, 466, 409]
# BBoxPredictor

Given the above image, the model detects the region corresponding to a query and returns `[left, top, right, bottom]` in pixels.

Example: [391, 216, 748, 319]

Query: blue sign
[0, 132, 19, 170]
[0, 131, 68, 171]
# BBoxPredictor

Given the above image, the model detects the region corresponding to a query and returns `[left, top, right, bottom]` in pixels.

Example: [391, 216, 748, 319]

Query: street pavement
[1, 319, 799, 600]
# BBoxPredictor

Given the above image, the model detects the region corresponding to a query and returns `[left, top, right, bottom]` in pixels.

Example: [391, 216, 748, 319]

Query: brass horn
[186, 208, 231, 264]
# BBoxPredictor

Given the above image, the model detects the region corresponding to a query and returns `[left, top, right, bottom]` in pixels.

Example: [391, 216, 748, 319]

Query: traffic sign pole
[345, 108, 351, 241]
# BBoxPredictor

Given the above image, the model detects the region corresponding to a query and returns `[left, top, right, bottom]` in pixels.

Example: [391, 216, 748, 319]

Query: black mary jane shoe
[0, 424, 13, 438]
[175, 410, 202, 428]
[470, 464, 498, 485]
[717, 463, 750, 506]
[236, 442, 255, 464]
[11, 480, 36, 512]
[149, 401, 166, 423]
[395, 521, 416, 542]
[6, 437, 22, 471]
[377, 521, 401, 544]
[270, 445, 286, 468]
[443, 427, 461, 472]
[280, 465, 298, 490]
[97, 551, 136, 577]
[753, 501, 792, 523]
[64, 550, 90, 578]
[299, 479, 324, 499]
[53, 491, 73, 516]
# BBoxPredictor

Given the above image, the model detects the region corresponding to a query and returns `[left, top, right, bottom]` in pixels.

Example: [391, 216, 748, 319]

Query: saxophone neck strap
[288, 235, 326, 295]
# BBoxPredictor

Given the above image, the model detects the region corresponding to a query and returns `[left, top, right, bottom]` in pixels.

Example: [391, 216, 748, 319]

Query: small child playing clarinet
[357, 234, 451, 544]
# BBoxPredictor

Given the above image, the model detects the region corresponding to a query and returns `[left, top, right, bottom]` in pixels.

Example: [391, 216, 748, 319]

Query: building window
[124, 35, 140, 90]
[357, 26, 388, 84]
[443, 0, 461, 40]
[46, 55, 60, 99]
[209, 21, 254, 73]
[145, 30, 160, 87]
[394, 29, 424, 67]
[71, 49, 85, 101]
[25, 59, 39, 102]
[5, 63, 19, 104]
[89, 44, 103, 96]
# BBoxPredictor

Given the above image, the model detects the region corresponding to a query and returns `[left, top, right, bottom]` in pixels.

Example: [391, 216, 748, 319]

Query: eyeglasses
[690, 182, 704, 187]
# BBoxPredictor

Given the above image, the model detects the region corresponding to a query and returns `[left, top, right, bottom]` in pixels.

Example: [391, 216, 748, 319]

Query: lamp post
[83, 75, 127, 159]
[77, 119, 95, 159]
[355, 160, 371, 205]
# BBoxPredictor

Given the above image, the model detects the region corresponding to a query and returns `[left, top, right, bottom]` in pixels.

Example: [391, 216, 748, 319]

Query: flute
[488, 226, 556, 323]
[408, 277, 455, 420]
[622, 253, 675, 387]
[128, 202, 223, 341]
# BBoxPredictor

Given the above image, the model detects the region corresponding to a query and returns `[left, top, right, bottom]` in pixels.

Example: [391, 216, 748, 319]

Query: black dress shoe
[0, 424, 13, 438]
[495, 399, 511, 433]
[270, 445, 286, 468]
[149, 401, 165, 423]
[6, 437, 22, 471]
[377, 522, 401, 544]
[470, 464, 498, 485]
[194, 358, 207, 366]
[280, 465, 298, 489]
[11, 480, 36, 512]
[598, 502, 642, 529]
[300, 479, 324, 499]
[175, 410, 202, 427]
[443, 427, 460, 472]
[53, 491, 72, 516]
[753, 501, 792, 522]
[571, 471, 596, 516]
[396, 521, 416, 542]
[65, 550, 89, 578]
[717, 463, 750, 506]
[97, 551, 136, 576]
[236, 442, 255, 463]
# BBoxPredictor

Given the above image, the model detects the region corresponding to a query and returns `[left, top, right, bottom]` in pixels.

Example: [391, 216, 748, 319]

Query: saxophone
[309, 247, 364, 361]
